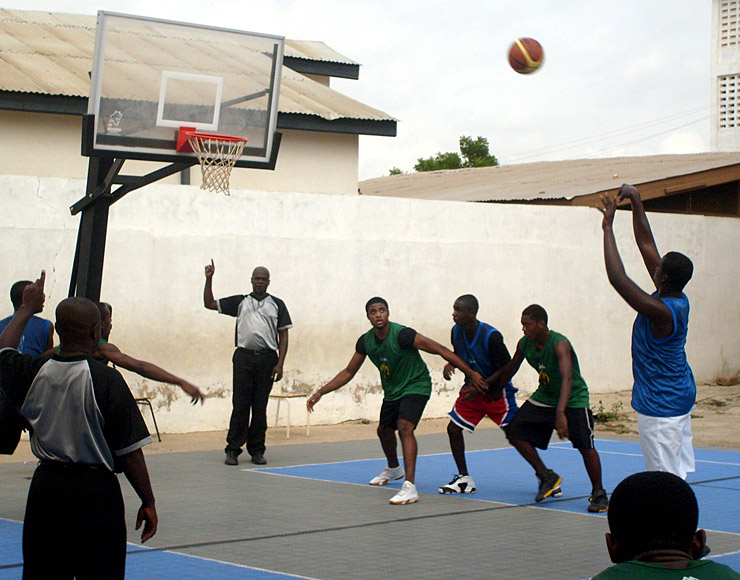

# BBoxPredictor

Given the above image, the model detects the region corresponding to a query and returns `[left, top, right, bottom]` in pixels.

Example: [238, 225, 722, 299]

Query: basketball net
[188, 135, 246, 196]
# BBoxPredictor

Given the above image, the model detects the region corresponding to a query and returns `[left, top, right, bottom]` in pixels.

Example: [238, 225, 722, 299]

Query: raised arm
[553, 339, 574, 440]
[413, 333, 487, 393]
[601, 193, 674, 327]
[618, 184, 661, 278]
[203, 259, 218, 310]
[117, 448, 157, 542]
[0, 271, 45, 350]
[98, 342, 204, 404]
[307, 351, 366, 411]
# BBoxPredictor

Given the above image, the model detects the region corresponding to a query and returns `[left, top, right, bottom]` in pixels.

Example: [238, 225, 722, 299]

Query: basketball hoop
[177, 127, 247, 195]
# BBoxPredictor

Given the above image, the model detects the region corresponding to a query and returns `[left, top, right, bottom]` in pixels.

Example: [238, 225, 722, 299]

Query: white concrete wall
[1, 175, 738, 433]
[0, 111, 359, 195]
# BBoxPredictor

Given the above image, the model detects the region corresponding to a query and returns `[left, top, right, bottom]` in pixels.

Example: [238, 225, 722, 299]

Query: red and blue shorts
[448, 384, 519, 432]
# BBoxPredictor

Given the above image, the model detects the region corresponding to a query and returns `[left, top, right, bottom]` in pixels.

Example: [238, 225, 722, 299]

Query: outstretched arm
[486, 341, 525, 397]
[618, 184, 661, 279]
[203, 259, 218, 310]
[98, 342, 204, 404]
[600, 193, 674, 327]
[118, 449, 157, 543]
[413, 333, 487, 393]
[307, 351, 365, 411]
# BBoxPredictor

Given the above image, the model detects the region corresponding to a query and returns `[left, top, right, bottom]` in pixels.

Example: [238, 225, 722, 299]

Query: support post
[69, 157, 114, 301]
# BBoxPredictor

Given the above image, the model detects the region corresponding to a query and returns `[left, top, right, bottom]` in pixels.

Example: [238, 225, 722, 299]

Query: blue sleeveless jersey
[452, 321, 517, 395]
[0, 315, 50, 356]
[631, 293, 695, 417]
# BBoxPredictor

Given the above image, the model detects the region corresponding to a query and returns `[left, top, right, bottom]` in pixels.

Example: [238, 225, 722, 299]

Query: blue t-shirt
[631, 293, 695, 417]
[0, 315, 50, 356]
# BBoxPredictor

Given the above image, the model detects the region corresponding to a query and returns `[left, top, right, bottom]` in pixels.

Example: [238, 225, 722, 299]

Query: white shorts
[637, 411, 695, 479]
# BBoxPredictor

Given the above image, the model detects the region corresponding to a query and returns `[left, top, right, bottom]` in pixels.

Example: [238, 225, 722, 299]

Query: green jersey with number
[363, 322, 431, 401]
[519, 330, 589, 408]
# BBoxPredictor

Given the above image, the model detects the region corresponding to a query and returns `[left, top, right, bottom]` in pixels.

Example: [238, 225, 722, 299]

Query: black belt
[237, 347, 275, 356]
[39, 460, 108, 471]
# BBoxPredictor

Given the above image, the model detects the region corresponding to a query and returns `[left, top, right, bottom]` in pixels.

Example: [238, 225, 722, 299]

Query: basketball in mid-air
[508, 38, 544, 74]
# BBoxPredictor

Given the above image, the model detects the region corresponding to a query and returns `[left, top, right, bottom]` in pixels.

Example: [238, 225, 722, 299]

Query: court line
[132, 547, 322, 580]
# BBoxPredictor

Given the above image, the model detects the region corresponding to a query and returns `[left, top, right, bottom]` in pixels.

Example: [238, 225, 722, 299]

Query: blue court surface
[0, 438, 739, 579]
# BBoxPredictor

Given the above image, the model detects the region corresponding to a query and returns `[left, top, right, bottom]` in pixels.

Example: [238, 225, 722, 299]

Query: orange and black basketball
[508, 38, 544, 74]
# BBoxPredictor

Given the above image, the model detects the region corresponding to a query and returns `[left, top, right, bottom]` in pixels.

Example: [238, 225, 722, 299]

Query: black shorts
[502, 400, 595, 450]
[379, 394, 429, 430]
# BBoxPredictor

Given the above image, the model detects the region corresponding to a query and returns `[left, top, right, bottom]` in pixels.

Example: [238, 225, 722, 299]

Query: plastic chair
[135, 398, 161, 442]
[269, 387, 310, 439]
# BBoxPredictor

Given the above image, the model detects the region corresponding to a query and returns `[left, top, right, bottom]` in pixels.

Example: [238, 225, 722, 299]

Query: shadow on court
[1, 430, 739, 580]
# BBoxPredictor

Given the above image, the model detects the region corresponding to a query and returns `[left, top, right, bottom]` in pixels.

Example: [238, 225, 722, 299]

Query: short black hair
[522, 304, 548, 325]
[365, 297, 388, 313]
[10, 280, 32, 309]
[97, 302, 112, 318]
[455, 294, 479, 314]
[608, 471, 698, 559]
[662, 252, 693, 291]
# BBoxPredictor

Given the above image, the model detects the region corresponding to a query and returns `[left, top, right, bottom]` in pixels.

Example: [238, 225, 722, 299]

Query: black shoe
[251, 454, 267, 465]
[588, 489, 609, 513]
[535, 469, 562, 502]
[225, 450, 239, 466]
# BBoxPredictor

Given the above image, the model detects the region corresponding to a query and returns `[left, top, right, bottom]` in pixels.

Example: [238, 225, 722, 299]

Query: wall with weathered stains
[1, 175, 737, 433]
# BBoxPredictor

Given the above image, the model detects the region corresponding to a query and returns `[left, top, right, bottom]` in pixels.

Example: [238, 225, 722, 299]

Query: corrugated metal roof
[0, 8, 393, 123]
[284, 40, 357, 65]
[359, 153, 740, 201]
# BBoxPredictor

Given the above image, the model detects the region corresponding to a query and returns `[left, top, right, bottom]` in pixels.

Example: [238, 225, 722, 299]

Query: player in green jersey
[307, 297, 486, 505]
[490, 304, 608, 513]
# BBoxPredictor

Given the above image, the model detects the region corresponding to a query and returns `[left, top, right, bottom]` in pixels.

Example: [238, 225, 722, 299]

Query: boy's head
[365, 297, 390, 330]
[606, 471, 705, 563]
[520, 304, 548, 341]
[97, 302, 113, 341]
[657, 252, 693, 292]
[452, 294, 478, 325]
[10, 280, 33, 310]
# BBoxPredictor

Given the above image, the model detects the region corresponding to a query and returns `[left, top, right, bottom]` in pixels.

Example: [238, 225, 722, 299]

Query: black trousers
[226, 348, 278, 456]
[23, 462, 126, 580]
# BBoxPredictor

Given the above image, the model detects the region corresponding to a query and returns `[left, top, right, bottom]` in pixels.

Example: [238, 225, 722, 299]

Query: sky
[3, 0, 714, 180]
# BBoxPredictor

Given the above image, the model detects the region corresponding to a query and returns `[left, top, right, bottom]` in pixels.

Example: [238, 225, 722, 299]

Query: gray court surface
[1, 429, 739, 580]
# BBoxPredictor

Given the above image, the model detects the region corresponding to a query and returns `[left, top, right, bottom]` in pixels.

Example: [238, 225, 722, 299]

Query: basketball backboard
[84, 12, 284, 168]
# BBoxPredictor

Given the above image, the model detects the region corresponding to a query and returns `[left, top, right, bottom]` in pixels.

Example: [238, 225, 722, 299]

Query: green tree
[414, 135, 498, 172]
[414, 151, 463, 172]
[388, 167, 404, 175]
[459, 135, 498, 168]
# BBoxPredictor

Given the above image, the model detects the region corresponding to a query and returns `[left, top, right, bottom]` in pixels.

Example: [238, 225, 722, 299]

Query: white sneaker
[438, 474, 476, 494]
[389, 480, 419, 505]
[369, 465, 404, 486]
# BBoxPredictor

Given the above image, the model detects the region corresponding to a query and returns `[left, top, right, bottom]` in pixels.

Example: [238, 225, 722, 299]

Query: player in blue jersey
[601, 185, 696, 479]
[0, 280, 54, 355]
[438, 295, 522, 495]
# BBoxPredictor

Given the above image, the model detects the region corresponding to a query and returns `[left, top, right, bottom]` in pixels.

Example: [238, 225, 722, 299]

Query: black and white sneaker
[438, 474, 477, 494]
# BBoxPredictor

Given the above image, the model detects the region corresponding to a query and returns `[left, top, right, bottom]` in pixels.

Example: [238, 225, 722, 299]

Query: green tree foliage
[459, 136, 498, 168]
[414, 151, 463, 172]
[388, 167, 404, 175]
[413, 135, 498, 172]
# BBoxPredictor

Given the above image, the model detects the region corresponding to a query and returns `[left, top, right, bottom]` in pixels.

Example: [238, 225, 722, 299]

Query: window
[720, 0, 740, 47]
